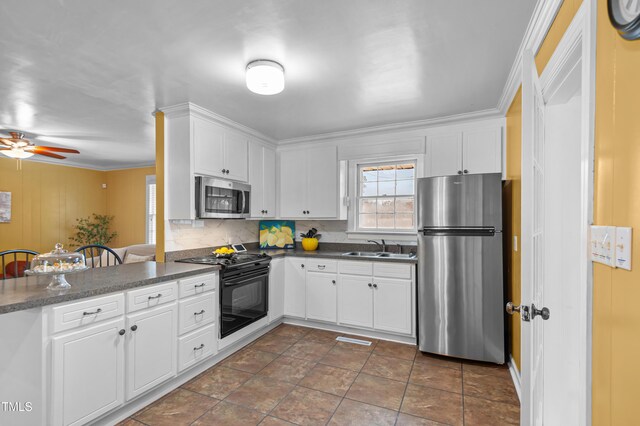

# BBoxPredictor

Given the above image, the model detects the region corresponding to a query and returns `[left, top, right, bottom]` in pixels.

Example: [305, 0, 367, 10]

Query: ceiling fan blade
[30, 145, 80, 154]
[31, 149, 66, 159]
[0, 138, 13, 146]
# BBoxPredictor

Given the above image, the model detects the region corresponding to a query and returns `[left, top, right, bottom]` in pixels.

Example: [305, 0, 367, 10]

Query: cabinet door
[269, 258, 285, 322]
[462, 127, 502, 175]
[338, 275, 373, 329]
[193, 117, 225, 178]
[262, 146, 277, 217]
[51, 319, 125, 426]
[306, 272, 337, 323]
[248, 142, 265, 217]
[425, 132, 463, 177]
[126, 303, 177, 400]
[224, 131, 249, 182]
[279, 149, 308, 218]
[373, 278, 412, 335]
[284, 257, 306, 318]
[306, 145, 338, 218]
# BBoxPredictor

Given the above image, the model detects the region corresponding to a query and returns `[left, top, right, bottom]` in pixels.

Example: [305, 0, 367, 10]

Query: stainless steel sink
[341, 251, 416, 259]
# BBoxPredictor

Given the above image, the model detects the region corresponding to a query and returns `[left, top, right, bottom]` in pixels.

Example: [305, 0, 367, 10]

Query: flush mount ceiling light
[246, 60, 285, 95]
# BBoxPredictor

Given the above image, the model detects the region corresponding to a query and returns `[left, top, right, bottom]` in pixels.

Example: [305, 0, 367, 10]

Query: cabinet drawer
[51, 293, 125, 334]
[127, 282, 178, 313]
[178, 292, 216, 335]
[179, 274, 217, 299]
[373, 262, 413, 280]
[305, 259, 337, 273]
[339, 260, 373, 276]
[178, 324, 217, 372]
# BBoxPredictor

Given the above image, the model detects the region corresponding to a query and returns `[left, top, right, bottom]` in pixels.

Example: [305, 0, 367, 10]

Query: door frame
[519, 1, 596, 424]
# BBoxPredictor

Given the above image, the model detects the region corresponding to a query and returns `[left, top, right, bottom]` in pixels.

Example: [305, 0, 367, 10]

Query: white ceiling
[0, 0, 536, 169]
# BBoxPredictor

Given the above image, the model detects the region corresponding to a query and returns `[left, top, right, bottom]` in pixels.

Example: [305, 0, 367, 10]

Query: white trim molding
[497, 0, 564, 114]
[508, 355, 522, 402]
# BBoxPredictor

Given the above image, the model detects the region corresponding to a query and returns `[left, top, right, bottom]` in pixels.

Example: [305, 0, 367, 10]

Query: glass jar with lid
[25, 243, 88, 289]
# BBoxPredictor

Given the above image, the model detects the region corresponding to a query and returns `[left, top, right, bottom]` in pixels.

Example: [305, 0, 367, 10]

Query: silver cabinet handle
[194, 309, 205, 316]
[318, 265, 326, 270]
[194, 283, 205, 288]
[148, 294, 162, 300]
[83, 308, 102, 316]
[194, 344, 205, 351]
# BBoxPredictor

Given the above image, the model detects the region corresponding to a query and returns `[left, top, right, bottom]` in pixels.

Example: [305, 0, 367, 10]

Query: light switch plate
[590, 226, 616, 267]
[615, 227, 632, 270]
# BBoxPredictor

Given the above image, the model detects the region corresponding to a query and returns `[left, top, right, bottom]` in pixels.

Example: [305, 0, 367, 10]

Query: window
[356, 161, 416, 231]
[146, 175, 156, 244]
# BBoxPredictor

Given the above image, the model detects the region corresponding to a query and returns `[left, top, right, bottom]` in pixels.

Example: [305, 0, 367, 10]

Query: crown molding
[1, 155, 156, 172]
[158, 102, 277, 146]
[277, 108, 503, 145]
[496, 0, 564, 114]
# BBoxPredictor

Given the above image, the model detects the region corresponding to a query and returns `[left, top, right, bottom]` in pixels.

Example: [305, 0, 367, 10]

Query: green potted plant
[69, 214, 118, 247]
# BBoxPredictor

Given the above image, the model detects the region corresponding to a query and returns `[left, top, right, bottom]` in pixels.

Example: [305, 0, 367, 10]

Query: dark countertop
[0, 262, 219, 315]
[248, 249, 418, 264]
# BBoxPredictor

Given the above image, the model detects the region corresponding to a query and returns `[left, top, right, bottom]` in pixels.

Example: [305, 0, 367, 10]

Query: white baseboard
[508, 355, 522, 402]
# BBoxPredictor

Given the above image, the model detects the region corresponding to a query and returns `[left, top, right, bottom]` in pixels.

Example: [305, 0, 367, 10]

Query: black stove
[176, 252, 271, 269]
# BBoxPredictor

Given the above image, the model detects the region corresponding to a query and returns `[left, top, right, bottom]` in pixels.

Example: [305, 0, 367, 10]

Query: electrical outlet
[615, 227, 632, 270]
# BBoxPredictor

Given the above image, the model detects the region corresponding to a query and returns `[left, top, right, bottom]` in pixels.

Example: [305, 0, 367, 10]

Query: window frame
[145, 175, 157, 245]
[346, 156, 421, 237]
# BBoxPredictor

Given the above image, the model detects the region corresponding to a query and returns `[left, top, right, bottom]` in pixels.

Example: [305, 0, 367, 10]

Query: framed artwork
[259, 220, 295, 249]
[0, 192, 10, 223]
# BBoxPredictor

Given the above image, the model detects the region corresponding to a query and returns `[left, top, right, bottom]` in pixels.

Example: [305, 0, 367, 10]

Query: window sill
[346, 230, 417, 241]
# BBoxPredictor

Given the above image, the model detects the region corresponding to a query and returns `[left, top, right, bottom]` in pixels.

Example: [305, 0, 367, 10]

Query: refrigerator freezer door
[417, 173, 502, 231]
[417, 233, 504, 363]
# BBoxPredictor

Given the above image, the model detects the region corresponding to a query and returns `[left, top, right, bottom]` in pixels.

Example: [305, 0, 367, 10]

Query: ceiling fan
[0, 131, 80, 160]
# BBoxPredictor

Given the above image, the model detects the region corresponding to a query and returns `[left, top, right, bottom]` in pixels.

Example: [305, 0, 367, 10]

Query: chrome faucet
[367, 239, 386, 252]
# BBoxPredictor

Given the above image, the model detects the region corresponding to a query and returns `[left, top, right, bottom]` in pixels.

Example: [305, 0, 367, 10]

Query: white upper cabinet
[425, 123, 503, 178]
[193, 117, 248, 182]
[279, 145, 338, 219]
[249, 142, 276, 218]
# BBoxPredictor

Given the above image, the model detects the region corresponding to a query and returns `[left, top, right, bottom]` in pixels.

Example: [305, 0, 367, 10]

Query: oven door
[220, 267, 268, 338]
[196, 176, 251, 219]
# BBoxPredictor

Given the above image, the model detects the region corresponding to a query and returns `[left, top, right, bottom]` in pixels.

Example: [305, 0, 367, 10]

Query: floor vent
[335, 336, 372, 346]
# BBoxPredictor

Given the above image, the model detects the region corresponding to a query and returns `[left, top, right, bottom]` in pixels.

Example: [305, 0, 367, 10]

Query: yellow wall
[106, 166, 155, 248]
[0, 158, 153, 253]
[592, 0, 640, 423]
[505, 0, 584, 370]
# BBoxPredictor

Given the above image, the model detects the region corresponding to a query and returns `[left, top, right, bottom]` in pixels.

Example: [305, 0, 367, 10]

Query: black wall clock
[609, 0, 640, 40]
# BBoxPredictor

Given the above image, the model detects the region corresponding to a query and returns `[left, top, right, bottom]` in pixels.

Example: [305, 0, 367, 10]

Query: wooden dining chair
[75, 245, 123, 268]
[0, 249, 39, 279]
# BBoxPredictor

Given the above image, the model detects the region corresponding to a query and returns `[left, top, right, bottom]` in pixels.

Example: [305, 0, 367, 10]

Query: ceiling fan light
[246, 60, 285, 95]
[1, 149, 35, 159]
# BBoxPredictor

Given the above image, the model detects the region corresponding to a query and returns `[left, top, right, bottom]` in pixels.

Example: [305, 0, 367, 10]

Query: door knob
[130, 325, 138, 331]
[458, 170, 463, 175]
[372, 283, 378, 288]
[464, 169, 469, 174]
[531, 303, 550, 320]
[505, 302, 520, 315]
[118, 329, 125, 336]
[506, 302, 530, 321]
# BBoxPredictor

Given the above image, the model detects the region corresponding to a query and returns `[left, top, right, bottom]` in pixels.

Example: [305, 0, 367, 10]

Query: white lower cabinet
[306, 271, 337, 323]
[338, 275, 374, 328]
[269, 258, 285, 322]
[178, 323, 217, 372]
[51, 318, 125, 426]
[373, 278, 413, 334]
[126, 303, 178, 400]
[284, 257, 306, 318]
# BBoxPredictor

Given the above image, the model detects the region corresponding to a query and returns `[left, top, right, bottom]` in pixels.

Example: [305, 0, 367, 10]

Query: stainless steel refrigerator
[417, 173, 504, 364]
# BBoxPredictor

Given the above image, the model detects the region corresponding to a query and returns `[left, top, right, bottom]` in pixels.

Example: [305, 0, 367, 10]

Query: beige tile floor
[118, 324, 519, 426]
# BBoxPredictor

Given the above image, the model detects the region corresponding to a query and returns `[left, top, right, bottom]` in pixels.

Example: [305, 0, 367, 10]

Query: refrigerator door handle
[421, 226, 496, 236]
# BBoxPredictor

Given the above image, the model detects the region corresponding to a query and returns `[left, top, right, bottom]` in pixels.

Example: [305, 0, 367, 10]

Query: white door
[306, 272, 337, 323]
[51, 319, 125, 426]
[373, 278, 412, 335]
[126, 303, 177, 400]
[284, 257, 306, 318]
[193, 117, 225, 178]
[338, 275, 374, 328]
[279, 149, 308, 218]
[224, 131, 248, 182]
[269, 258, 285, 322]
[520, 49, 548, 426]
[462, 127, 502, 175]
[425, 132, 463, 177]
[262, 146, 277, 217]
[306, 145, 338, 218]
[248, 142, 265, 218]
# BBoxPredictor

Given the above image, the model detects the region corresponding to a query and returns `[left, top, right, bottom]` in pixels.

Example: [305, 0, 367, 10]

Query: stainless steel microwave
[195, 176, 250, 219]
